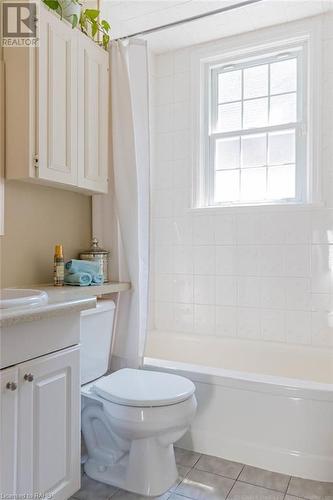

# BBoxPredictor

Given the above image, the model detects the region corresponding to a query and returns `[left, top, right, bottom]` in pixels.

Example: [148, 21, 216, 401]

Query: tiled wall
[149, 13, 333, 347]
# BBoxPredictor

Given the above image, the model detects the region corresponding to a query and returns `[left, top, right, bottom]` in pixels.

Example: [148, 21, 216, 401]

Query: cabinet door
[0, 366, 19, 496]
[17, 346, 80, 500]
[38, 5, 78, 186]
[78, 37, 109, 193]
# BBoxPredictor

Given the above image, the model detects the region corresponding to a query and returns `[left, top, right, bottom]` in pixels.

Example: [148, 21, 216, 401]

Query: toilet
[80, 300, 197, 496]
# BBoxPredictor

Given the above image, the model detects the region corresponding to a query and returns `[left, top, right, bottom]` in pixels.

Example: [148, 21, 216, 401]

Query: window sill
[188, 201, 325, 215]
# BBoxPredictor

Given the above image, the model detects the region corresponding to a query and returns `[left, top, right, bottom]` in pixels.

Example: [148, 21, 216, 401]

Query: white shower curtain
[93, 39, 150, 370]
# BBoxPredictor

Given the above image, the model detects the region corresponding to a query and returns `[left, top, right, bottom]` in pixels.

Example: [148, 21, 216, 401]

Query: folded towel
[64, 272, 92, 286]
[65, 259, 100, 275]
[91, 274, 104, 285]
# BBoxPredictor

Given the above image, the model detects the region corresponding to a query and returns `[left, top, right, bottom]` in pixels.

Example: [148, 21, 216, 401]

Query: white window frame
[191, 18, 322, 210]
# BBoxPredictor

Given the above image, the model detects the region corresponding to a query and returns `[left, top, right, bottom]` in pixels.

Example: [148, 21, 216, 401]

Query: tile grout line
[283, 475, 293, 500]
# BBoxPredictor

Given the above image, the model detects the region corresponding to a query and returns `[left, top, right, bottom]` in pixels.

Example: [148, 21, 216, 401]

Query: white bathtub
[144, 331, 333, 482]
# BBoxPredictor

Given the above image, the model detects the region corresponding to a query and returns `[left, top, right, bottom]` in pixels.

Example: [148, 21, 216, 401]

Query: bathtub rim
[144, 357, 333, 402]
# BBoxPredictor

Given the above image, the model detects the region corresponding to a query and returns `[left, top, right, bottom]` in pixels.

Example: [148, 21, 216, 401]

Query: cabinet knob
[6, 382, 17, 391]
[24, 373, 34, 382]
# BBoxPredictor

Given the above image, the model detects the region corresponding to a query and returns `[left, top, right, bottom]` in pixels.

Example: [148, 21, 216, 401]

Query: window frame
[206, 45, 306, 207]
[191, 20, 322, 211]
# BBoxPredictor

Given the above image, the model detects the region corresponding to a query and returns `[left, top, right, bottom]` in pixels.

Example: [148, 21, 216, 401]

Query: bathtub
[144, 331, 333, 482]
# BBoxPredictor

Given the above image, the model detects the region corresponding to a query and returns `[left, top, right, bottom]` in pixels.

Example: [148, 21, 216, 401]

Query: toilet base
[84, 439, 178, 496]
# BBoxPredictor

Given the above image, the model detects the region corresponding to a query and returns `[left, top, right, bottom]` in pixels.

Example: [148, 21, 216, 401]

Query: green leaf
[71, 13, 78, 28]
[42, 0, 60, 11]
[101, 19, 110, 32]
[91, 20, 98, 38]
[102, 33, 110, 50]
[84, 9, 99, 20]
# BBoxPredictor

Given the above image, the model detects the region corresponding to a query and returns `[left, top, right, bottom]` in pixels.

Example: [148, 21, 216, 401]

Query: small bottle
[54, 244, 64, 287]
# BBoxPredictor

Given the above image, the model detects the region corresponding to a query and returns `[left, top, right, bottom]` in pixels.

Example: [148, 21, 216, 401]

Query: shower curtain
[92, 39, 150, 370]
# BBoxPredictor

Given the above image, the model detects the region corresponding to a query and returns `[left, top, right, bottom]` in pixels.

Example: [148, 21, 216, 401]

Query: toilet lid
[92, 368, 195, 407]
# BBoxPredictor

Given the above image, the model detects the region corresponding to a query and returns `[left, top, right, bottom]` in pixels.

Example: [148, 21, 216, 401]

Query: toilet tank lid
[92, 368, 195, 407]
[81, 299, 115, 316]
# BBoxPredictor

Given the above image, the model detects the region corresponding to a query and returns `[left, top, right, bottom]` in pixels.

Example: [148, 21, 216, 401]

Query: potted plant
[42, 0, 111, 50]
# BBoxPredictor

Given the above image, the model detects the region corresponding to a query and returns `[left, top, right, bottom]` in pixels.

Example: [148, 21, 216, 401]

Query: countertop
[1, 281, 131, 328]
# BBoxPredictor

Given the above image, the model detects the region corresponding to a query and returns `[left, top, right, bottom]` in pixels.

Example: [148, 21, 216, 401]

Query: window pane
[270, 58, 297, 95]
[270, 93, 296, 125]
[243, 97, 268, 129]
[268, 130, 295, 165]
[240, 167, 266, 201]
[244, 64, 268, 99]
[218, 102, 242, 132]
[267, 165, 295, 199]
[216, 137, 240, 170]
[218, 70, 242, 103]
[241, 133, 266, 168]
[215, 170, 240, 202]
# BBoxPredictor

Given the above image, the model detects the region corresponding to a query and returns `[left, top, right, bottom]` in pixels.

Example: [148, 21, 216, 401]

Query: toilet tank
[80, 299, 116, 385]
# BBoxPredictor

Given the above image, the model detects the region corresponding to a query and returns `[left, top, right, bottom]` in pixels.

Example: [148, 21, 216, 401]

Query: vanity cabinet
[0, 346, 80, 500]
[4, 3, 109, 194]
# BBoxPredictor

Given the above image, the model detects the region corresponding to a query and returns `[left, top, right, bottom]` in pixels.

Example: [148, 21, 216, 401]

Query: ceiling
[99, 0, 333, 53]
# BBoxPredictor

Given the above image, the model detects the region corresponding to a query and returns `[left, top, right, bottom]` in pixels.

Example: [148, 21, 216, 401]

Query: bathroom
[0, 0, 333, 499]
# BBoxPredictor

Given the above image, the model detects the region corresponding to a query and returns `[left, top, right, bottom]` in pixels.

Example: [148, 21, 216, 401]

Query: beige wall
[0, 181, 92, 287]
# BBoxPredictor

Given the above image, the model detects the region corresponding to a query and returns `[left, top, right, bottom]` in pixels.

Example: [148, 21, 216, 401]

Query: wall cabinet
[4, 4, 109, 194]
[0, 346, 80, 500]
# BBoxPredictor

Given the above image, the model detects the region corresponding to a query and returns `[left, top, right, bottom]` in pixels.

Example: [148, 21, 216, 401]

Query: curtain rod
[114, 0, 263, 41]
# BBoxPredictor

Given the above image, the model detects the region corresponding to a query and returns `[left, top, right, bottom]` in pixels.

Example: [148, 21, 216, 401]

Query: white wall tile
[156, 76, 174, 105]
[285, 277, 311, 310]
[236, 246, 260, 276]
[155, 301, 174, 330]
[311, 244, 332, 293]
[237, 308, 261, 339]
[174, 216, 193, 244]
[284, 212, 311, 244]
[155, 245, 174, 274]
[238, 277, 261, 307]
[215, 306, 237, 337]
[173, 275, 193, 303]
[261, 277, 285, 309]
[150, 22, 333, 348]
[194, 305, 215, 334]
[259, 246, 284, 276]
[216, 276, 237, 306]
[174, 303, 194, 333]
[284, 245, 310, 277]
[155, 274, 174, 302]
[285, 310, 311, 345]
[262, 309, 285, 342]
[174, 245, 194, 274]
[194, 275, 216, 305]
[174, 72, 190, 102]
[214, 214, 236, 245]
[174, 48, 190, 73]
[215, 246, 236, 275]
[193, 215, 215, 245]
[236, 214, 262, 245]
[174, 130, 190, 159]
[194, 246, 215, 275]
[311, 311, 333, 346]
[156, 53, 174, 77]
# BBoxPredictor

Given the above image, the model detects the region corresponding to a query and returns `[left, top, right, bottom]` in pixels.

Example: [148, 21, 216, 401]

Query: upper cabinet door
[78, 37, 109, 194]
[38, 7, 78, 186]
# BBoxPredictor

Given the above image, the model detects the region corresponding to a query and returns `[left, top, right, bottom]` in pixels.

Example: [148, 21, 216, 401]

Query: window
[202, 43, 308, 206]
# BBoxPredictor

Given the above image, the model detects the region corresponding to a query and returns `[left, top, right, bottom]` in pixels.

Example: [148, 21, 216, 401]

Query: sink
[0, 289, 48, 309]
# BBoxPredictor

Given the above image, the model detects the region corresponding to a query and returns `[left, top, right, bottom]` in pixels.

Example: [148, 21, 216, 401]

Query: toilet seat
[91, 368, 195, 407]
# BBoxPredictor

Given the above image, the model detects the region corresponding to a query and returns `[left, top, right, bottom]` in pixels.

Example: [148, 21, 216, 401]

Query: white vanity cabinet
[4, 3, 109, 194]
[0, 346, 80, 500]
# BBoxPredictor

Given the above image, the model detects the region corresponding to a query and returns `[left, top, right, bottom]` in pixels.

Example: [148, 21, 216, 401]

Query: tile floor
[70, 448, 333, 500]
